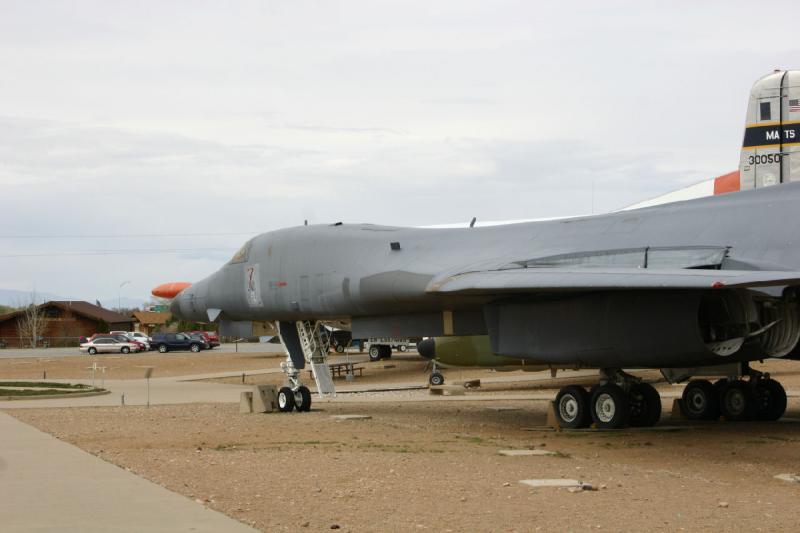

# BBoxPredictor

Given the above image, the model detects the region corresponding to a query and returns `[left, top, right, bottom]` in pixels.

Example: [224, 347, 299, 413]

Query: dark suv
[151, 332, 205, 353]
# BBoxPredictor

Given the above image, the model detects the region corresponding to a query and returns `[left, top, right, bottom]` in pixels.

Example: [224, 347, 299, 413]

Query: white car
[127, 331, 152, 350]
[80, 338, 141, 355]
[111, 330, 152, 350]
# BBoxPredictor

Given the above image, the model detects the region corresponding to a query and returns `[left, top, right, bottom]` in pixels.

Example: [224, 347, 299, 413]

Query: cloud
[0, 0, 789, 300]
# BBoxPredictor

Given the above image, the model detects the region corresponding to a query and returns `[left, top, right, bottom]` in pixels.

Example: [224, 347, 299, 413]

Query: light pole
[118, 280, 131, 312]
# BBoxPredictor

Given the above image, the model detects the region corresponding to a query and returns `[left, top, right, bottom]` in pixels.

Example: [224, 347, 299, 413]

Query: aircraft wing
[427, 268, 800, 294]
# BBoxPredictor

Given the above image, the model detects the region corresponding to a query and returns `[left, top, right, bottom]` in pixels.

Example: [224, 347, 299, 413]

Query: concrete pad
[252, 385, 277, 413]
[330, 414, 372, 420]
[239, 391, 253, 413]
[428, 385, 465, 396]
[498, 449, 556, 457]
[0, 412, 255, 532]
[519, 479, 584, 488]
[774, 473, 800, 484]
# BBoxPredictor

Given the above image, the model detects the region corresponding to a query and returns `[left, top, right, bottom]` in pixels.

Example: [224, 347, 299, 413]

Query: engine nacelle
[484, 290, 799, 368]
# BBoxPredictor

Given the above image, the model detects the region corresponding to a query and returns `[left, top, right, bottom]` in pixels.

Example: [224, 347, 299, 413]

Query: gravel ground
[9, 358, 800, 533]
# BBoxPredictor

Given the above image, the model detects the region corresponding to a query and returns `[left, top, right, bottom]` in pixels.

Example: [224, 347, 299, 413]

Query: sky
[1, 0, 798, 304]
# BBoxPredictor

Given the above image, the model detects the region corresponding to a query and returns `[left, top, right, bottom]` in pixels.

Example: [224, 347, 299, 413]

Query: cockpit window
[229, 238, 254, 264]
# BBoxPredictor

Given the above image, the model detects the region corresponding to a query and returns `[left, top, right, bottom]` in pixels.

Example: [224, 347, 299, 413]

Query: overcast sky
[1, 0, 798, 304]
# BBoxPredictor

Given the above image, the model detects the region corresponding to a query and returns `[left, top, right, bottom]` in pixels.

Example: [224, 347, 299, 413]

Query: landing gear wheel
[590, 384, 630, 429]
[755, 379, 787, 421]
[429, 372, 445, 386]
[294, 386, 312, 412]
[719, 380, 756, 421]
[277, 386, 296, 412]
[555, 385, 591, 429]
[628, 383, 662, 427]
[368, 345, 382, 362]
[399, 345, 408, 352]
[681, 379, 719, 420]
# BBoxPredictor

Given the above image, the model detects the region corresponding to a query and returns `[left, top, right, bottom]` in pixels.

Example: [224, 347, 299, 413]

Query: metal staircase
[296, 321, 336, 396]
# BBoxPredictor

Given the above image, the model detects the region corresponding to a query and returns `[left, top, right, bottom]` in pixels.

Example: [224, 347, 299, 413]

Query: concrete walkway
[0, 376, 252, 409]
[0, 412, 256, 532]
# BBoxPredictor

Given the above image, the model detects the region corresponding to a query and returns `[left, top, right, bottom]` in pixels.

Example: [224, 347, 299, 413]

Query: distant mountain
[0, 289, 148, 310]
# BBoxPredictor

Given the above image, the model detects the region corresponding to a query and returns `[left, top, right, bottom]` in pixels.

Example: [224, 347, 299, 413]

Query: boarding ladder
[297, 321, 336, 396]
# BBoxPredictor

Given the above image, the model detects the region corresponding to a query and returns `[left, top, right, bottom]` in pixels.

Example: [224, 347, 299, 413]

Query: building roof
[131, 311, 172, 325]
[51, 301, 132, 324]
[0, 301, 132, 324]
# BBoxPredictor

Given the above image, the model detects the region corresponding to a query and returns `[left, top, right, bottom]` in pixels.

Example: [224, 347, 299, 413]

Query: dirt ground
[8, 359, 800, 532]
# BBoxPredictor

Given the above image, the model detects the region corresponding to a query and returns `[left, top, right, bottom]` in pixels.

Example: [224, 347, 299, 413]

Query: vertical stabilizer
[740, 70, 800, 189]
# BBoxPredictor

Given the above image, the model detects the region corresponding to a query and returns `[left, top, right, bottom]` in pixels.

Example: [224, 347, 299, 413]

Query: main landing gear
[553, 365, 789, 429]
[680, 368, 786, 422]
[554, 369, 661, 429]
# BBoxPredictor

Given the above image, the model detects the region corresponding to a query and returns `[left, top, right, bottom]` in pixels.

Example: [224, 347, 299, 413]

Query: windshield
[229, 238, 254, 264]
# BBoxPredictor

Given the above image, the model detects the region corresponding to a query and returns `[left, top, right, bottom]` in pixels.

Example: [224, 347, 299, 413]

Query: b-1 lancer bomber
[161, 69, 800, 429]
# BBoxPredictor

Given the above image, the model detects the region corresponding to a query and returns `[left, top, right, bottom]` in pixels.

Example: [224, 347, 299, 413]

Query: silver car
[79, 337, 140, 355]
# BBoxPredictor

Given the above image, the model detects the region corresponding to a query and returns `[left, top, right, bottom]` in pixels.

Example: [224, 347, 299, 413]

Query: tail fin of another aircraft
[739, 69, 800, 190]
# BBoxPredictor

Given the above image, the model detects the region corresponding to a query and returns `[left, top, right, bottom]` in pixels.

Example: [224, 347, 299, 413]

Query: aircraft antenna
[470, 217, 477, 228]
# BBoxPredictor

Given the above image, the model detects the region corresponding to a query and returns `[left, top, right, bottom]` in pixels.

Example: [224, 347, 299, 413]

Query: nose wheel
[277, 385, 312, 412]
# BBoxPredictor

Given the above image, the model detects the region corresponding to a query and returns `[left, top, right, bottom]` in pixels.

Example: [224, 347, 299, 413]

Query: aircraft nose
[169, 296, 182, 318]
[417, 338, 436, 359]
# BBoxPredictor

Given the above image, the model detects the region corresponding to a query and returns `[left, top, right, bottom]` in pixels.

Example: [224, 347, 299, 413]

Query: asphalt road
[0, 342, 285, 359]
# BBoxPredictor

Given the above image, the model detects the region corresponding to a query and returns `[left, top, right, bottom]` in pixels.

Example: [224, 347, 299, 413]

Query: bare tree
[16, 293, 45, 348]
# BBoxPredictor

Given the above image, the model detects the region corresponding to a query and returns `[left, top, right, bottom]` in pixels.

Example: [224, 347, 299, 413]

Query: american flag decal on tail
[790, 99, 800, 112]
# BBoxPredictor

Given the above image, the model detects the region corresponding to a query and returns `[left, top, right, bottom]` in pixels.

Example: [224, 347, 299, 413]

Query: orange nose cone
[151, 281, 192, 299]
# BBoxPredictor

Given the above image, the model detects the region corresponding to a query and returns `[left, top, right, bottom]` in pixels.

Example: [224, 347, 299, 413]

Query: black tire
[294, 386, 312, 412]
[277, 386, 296, 412]
[590, 384, 630, 429]
[121, 346, 130, 354]
[681, 379, 719, 420]
[368, 345, 381, 361]
[190, 343, 201, 353]
[755, 379, 787, 421]
[158, 344, 168, 353]
[719, 380, 756, 421]
[88, 347, 97, 355]
[335, 344, 345, 354]
[628, 383, 662, 427]
[555, 385, 591, 429]
[399, 345, 408, 352]
[429, 372, 445, 386]
[380, 345, 392, 359]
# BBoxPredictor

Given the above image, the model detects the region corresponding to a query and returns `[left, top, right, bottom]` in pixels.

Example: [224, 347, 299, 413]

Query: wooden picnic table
[308, 362, 364, 379]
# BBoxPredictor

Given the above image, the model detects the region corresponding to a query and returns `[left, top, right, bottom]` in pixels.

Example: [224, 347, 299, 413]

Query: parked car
[188, 333, 211, 350]
[151, 332, 205, 353]
[189, 330, 220, 348]
[127, 331, 152, 350]
[80, 337, 141, 355]
[90, 333, 147, 352]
